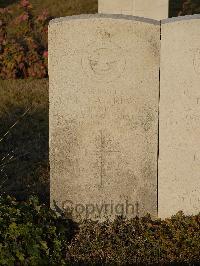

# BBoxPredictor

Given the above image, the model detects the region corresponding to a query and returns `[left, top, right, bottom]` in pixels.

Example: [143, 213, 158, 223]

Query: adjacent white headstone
[159, 15, 200, 218]
[49, 14, 160, 221]
[98, 0, 169, 20]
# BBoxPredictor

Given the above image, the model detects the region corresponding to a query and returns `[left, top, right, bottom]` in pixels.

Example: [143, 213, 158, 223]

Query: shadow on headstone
[53, 200, 79, 241]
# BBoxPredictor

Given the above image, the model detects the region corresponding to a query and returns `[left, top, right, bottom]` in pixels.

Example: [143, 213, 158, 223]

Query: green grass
[31, 0, 98, 17]
[0, 0, 98, 17]
[0, 79, 49, 203]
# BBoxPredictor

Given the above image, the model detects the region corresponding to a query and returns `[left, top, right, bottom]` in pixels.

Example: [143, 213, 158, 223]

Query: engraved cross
[98, 130, 120, 187]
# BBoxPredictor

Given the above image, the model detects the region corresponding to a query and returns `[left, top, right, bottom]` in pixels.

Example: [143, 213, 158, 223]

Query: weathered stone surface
[98, 0, 169, 20]
[159, 15, 200, 218]
[49, 14, 160, 221]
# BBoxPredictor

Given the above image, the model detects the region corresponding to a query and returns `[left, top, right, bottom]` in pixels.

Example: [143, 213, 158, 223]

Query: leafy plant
[0, 194, 74, 265]
[0, 0, 50, 79]
[66, 213, 200, 265]
[0, 194, 199, 265]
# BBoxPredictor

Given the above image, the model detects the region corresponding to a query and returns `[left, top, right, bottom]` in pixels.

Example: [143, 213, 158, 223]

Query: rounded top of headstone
[49, 13, 160, 26]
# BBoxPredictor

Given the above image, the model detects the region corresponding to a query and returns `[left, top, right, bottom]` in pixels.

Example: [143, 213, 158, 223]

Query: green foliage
[0, 194, 73, 265]
[66, 213, 200, 265]
[0, 195, 199, 265]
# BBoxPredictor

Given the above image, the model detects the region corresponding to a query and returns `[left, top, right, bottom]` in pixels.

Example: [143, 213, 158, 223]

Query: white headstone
[159, 15, 200, 218]
[49, 14, 160, 221]
[98, 0, 169, 20]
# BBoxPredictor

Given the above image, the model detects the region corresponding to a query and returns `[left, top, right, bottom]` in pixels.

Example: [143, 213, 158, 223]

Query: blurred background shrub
[0, 0, 200, 79]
